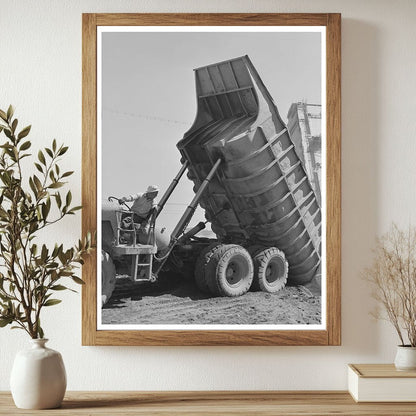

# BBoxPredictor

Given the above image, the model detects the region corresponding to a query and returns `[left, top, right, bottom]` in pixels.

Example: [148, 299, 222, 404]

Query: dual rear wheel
[195, 243, 288, 297]
[250, 246, 288, 293]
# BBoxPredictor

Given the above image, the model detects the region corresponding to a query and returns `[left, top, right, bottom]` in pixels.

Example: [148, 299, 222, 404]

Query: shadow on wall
[341, 19, 381, 355]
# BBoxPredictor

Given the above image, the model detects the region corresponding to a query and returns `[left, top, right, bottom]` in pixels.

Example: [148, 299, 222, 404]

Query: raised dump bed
[177, 55, 321, 285]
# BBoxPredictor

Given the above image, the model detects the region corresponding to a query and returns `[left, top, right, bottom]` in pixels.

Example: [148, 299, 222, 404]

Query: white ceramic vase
[394, 345, 416, 371]
[10, 339, 67, 409]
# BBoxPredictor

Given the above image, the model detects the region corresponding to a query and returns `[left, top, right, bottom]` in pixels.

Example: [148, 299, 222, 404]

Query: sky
[100, 29, 322, 234]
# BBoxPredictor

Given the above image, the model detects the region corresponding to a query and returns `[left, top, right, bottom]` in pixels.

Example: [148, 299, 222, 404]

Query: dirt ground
[102, 273, 321, 326]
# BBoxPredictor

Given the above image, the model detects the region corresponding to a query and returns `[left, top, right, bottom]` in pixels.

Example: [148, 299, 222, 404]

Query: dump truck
[101, 55, 321, 301]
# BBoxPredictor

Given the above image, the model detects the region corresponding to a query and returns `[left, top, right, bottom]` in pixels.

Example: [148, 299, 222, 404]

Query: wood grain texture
[1, 391, 416, 415]
[350, 364, 416, 378]
[326, 13, 342, 346]
[82, 13, 98, 346]
[95, 13, 329, 27]
[90, 329, 328, 347]
[82, 13, 342, 346]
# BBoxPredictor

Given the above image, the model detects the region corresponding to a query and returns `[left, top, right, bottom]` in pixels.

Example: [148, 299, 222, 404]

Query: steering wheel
[108, 196, 131, 210]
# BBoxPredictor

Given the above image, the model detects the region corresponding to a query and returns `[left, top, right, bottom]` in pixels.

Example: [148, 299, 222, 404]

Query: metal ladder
[114, 209, 156, 282]
[131, 248, 154, 282]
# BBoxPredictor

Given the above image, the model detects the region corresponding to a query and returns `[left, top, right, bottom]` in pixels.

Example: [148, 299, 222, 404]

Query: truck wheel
[101, 250, 116, 307]
[194, 242, 221, 293]
[203, 244, 237, 295]
[209, 245, 253, 297]
[253, 247, 288, 293]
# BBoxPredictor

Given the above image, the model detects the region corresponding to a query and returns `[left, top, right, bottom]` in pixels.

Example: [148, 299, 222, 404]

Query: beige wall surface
[0, 0, 415, 390]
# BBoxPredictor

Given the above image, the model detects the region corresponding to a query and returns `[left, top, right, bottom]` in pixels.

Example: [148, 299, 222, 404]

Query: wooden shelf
[2, 391, 416, 415]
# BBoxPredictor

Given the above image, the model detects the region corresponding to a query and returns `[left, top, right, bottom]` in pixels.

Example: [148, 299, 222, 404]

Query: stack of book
[348, 364, 416, 402]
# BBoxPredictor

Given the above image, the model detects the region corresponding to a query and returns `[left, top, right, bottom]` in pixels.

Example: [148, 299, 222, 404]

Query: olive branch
[0, 105, 94, 338]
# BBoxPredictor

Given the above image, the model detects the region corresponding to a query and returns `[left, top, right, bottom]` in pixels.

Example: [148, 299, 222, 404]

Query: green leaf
[41, 202, 50, 220]
[55, 192, 62, 208]
[65, 190, 72, 207]
[50, 284, 68, 291]
[33, 175, 42, 192]
[4, 129, 12, 140]
[29, 222, 39, 234]
[19, 140, 31, 151]
[38, 325, 44, 339]
[0, 292, 11, 302]
[52, 139, 57, 152]
[0, 317, 13, 327]
[6, 105, 14, 121]
[29, 177, 37, 196]
[71, 276, 85, 285]
[41, 244, 48, 262]
[0, 109, 7, 121]
[51, 244, 59, 258]
[43, 299, 62, 307]
[11, 118, 18, 133]
[49, 182, 64, 189]
[58, 146, 69, 156]
[38, 150, 46, 165]
[31, 244, 38, 256]
[58, 250, 67, 264]
[17, 125, 31, 140]
[61, 171, 74, 178]
[34, 162, 43, 173]
[45, 148, 53, 158]
[69, 206, 82, 212]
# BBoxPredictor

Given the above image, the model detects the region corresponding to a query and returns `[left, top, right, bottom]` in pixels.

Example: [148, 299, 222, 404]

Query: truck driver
[120, 185, 159, 225]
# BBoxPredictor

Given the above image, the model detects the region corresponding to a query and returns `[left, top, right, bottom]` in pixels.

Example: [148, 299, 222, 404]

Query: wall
[1, 0, 415, 391]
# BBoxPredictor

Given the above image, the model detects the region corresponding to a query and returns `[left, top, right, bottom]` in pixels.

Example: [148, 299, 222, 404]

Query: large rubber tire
[204, 244, 237, 296]
[194, 242, 221, 293]
[102, 221, 116, 256]
[252, 247, 288, 293]
[208, 244, 254, 297]
[101, 250, 116, 306]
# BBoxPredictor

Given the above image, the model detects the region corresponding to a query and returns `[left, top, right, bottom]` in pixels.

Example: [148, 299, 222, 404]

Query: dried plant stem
[363, 223, 416, 347]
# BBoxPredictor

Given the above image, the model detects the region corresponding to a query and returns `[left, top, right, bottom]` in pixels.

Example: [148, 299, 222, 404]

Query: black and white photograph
[98, 27, 326, 330]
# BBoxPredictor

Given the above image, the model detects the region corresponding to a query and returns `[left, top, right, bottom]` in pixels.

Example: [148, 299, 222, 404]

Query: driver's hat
[146, 185, 159, 194]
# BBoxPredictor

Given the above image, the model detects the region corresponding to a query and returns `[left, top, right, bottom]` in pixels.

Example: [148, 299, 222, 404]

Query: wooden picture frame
[82, 13, 341, 346]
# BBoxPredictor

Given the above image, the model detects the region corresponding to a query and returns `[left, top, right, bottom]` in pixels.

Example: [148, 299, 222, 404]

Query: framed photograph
[82, 13, 341, 346]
